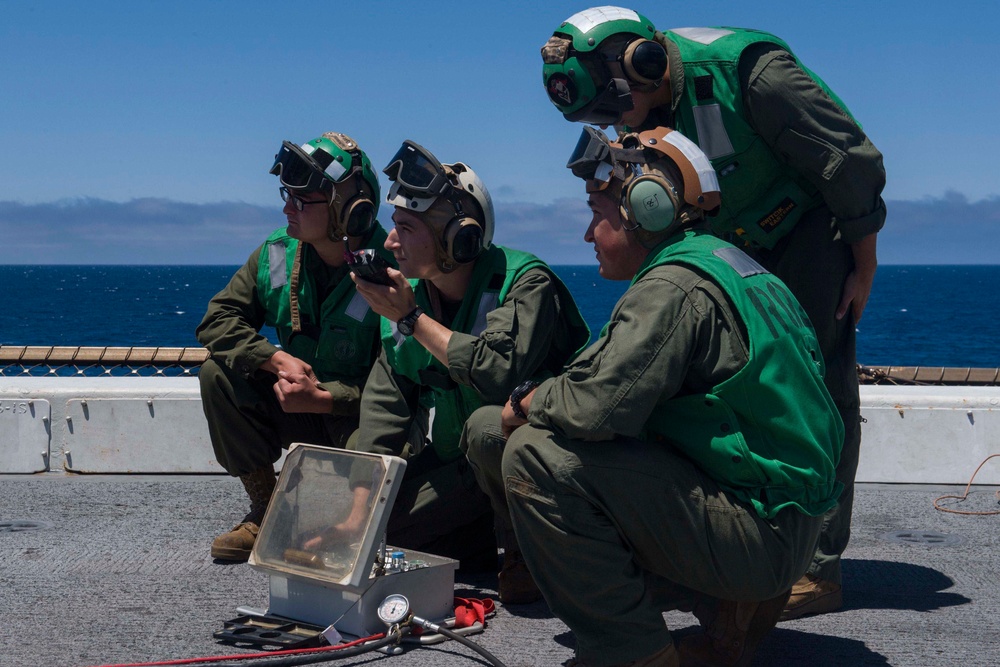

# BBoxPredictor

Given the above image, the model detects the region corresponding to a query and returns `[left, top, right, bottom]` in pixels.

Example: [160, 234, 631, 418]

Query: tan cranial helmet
[568, 125, 720, 239]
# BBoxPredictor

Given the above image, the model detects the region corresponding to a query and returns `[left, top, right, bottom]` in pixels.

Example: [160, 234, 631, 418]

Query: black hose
[410, 616, 507, 667]
[208, 627, 407, 667]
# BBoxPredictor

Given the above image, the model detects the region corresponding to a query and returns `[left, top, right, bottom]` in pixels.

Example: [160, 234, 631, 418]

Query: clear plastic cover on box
[251, 444, 405, 589]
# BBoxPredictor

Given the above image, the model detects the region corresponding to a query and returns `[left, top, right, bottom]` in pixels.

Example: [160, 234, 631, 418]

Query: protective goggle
[382, 140, 454, 199]
[567, 126, 613, 178]
[562, 76, 633, 125]
[566, 125, 618, 187]
[270, 141, 333, 193]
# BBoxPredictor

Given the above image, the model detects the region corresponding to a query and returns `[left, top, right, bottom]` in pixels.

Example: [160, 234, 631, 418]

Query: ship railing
[858, 364, 1000, 386]
[2, 347, 1000, 384]
[0, 345, 209, 377]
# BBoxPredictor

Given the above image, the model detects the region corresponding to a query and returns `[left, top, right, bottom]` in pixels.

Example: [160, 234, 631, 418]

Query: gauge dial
[377, 593, 410, 625]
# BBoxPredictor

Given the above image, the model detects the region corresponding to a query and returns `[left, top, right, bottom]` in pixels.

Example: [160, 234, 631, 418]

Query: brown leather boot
[211, 522, 261, 561]
[780, 573, 842, 621]
[498, 548, 542, 605]
[497, 530, 542, 605]
[211, 466, 276, 562]
[677, 589, 791, 667]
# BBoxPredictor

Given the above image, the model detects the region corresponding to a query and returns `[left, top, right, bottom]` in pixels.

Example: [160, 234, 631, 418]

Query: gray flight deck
[1, 474, 998, 667]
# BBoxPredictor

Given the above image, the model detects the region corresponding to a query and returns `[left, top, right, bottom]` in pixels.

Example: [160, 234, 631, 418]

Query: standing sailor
[540, 6, 887, 619]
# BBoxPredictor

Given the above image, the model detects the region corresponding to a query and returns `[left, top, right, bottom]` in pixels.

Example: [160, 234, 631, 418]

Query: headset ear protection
[318, 132, 377, 240]
[442, 203, 485, 265]
[620, 168, 681, 232]
[615, 128, 722, 233]
[438, 165, 487, 267]
[621, 39, 668, 86]
[336, 169, 377, 238]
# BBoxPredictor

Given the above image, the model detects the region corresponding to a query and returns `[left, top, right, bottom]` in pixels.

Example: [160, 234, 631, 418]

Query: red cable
[88, 632, 386, 667]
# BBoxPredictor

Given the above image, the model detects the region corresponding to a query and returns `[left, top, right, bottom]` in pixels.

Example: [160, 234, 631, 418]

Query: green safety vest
[256, 226, 392, 384]
[383, 245, 590, 463]
[638, 230, 843, 518]
[663, 27, 856, 249]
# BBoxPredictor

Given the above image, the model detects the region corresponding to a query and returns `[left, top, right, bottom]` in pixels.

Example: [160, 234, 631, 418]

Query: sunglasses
[279, 186, 327, 212]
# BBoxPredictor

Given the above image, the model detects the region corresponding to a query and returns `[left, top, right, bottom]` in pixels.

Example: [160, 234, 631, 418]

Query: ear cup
[621, 175, 678, 232]
[342, 195, 376, 237]
[622, 39, 668, 85]
[444, 216, 484, 264]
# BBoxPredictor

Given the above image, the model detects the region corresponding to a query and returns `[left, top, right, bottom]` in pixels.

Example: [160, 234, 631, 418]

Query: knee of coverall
[461, 404, 505, 468]
[500, 424, 564, 503]
[197, 357, 227, 404]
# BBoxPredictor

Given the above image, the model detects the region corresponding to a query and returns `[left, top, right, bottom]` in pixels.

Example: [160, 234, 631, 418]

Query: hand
[300, 519, 363, 551]
[261, 350, 315, 379]
[301, 486, 371, 550]
[836, 268, 875, 324]
[501, 388, 536, 439]
[351, 268, 417, 322]
[837, 233, 878, 324]
[273, 370, 333, 414]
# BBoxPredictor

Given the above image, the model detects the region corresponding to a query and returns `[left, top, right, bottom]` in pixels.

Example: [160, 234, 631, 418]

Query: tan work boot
[211, 466, 276, 562]
[498, 549, 542, 605]
[677, 589, 791, 667]
[563, 643, 680, 667]
[211, 522, 261, 561]
[779, 573, 842, 621]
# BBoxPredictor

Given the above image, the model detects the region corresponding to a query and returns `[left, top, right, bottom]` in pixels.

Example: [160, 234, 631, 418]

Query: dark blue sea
[1, 265, 998, 368]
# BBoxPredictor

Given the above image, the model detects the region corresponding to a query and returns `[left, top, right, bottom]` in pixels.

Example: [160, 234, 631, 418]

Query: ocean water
[1, 264, 998, 368]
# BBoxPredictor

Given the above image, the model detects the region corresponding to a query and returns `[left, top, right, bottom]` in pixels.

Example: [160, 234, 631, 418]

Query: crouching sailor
[499, 126, 843, 666]
[196, 132, 394, 562]
[339, 140, 589, 597]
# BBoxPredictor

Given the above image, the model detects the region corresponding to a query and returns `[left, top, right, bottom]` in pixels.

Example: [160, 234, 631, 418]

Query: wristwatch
[509, 380, 539, 420]
[396, 307, 423, 337]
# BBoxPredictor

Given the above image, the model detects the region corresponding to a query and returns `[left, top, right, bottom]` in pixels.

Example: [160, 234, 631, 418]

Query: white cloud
[3, 193, 998, 265]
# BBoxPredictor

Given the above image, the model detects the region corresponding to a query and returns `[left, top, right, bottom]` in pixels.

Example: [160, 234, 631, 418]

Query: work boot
[677, 589, 791, 667]
[563, 643, 680, 667]
[211, 466, 276, 562]
[779, 573, 842, 621]
[211, 522, 260, 561]
[498, 548, 542, 605]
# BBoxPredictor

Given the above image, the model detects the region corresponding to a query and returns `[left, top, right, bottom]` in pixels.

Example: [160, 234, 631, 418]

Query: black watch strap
[397, 306, 423, 337]
[510, 380, 539, 420]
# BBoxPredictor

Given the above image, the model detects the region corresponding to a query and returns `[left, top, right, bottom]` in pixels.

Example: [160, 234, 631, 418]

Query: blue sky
[3, 1, 999, 264]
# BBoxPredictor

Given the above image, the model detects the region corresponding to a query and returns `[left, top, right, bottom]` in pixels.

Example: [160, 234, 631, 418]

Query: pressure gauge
[377, 593, 411, 625]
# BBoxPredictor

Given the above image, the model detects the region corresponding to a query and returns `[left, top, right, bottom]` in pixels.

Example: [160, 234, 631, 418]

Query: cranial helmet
[383, 140, 495, 272]
[541, 6, 669, 125]
[568, 125, 721, 238]
[270, 132, 381, 240]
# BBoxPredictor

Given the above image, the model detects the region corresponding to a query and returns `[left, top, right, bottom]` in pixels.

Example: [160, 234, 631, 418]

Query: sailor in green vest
[196, 132, 395, 562]
[336, 139, 589, 599]
[541, 6, 887, 620]
[499, 125, 843, 667]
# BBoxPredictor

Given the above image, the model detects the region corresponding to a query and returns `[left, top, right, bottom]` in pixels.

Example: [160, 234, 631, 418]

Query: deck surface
[2, 475, 998, 667]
